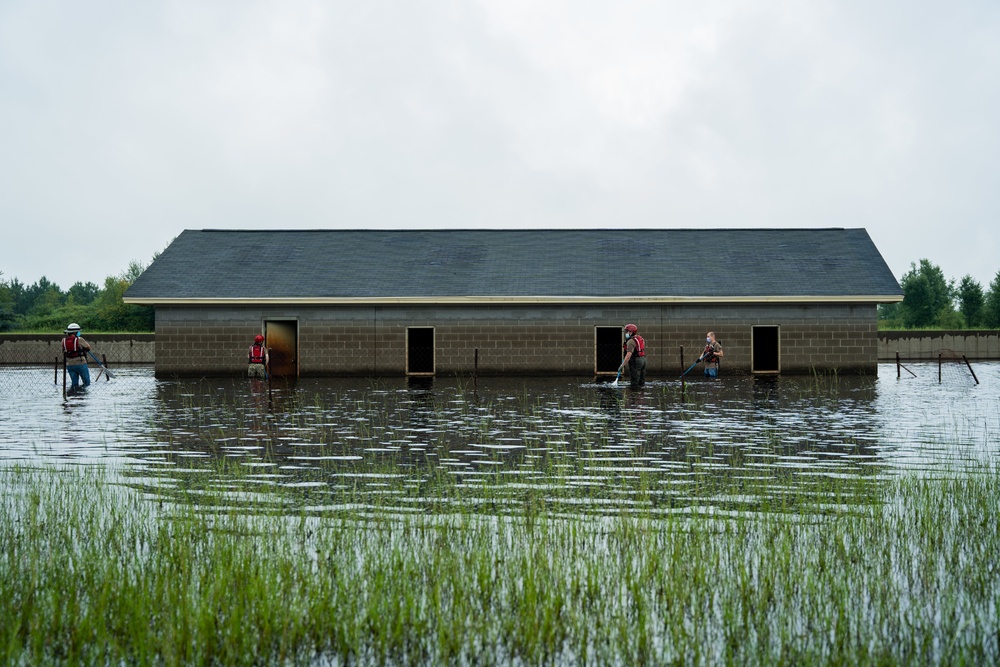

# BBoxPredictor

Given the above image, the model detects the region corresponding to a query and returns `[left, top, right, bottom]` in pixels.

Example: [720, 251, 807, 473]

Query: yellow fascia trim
[124, 294, 903, 306]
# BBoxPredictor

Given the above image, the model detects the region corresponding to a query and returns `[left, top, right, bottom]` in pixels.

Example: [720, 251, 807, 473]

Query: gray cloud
[2, 0, 998, 290]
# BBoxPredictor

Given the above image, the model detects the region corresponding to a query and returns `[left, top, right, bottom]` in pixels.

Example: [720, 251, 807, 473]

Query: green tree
[898, 260, 954, 328]
[67, 281, 100, 305]
[877, 302, 903, 328]
[0, 272, 17, 332]
[984, 271, 1000, 328]
[957, 275, 985, 328]
[91, 261, 154, 331]
[26, 277, 64, 315]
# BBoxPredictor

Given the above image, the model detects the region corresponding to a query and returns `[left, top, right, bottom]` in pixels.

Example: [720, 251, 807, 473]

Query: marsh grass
[3, 461, 1000, 666]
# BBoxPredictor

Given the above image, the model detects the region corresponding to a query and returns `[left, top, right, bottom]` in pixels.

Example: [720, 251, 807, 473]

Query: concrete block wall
[649, 303, 878, 375]
[0, 334, 155, 365]
[878, 330, 1000, 360]
[156, 306, 285, 375]
[154, 302, 880, 376]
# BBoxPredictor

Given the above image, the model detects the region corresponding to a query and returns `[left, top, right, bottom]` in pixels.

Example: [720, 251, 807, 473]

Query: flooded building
[124, 228, 903, 377]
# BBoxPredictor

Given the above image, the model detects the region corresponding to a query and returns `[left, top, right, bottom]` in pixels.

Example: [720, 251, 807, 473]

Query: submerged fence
[0, 334, 154, 365]
[0, 334, 155, 398]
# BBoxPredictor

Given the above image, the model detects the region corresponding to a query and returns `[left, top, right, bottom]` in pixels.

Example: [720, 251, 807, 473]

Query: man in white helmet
[62, 323, 92, 389]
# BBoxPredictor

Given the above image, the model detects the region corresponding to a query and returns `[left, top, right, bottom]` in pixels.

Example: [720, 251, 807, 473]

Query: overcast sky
[2, 0, 998, 292]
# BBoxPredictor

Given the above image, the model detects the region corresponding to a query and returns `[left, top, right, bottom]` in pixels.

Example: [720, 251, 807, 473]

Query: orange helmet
[623, 323, 638, 335]
[254, 334, 264, 343]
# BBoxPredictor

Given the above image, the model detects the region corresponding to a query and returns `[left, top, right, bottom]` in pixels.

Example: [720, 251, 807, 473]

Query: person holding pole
[247, 334, 269, 378]
[62, 323, 92, 389]
[619, 323, 647, 389]
[702, 331, 723, 378]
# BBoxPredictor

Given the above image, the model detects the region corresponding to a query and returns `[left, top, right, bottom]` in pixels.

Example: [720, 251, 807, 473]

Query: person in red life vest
[702, 331, 724, 378]
[247, 334, 269, 378]
[619, 323, 647, 389]
[62, 322, 92, 389]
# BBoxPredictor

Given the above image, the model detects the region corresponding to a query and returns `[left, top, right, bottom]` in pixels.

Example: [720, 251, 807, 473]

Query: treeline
[0, 260, 154, 333]
[879, 260, 1000, 329]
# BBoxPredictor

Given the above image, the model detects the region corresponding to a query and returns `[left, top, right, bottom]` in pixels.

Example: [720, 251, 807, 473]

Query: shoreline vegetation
[3, 460, 999, 666]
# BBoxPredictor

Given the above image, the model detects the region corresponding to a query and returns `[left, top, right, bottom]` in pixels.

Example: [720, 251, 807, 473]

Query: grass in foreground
[2, 463, 1000, 666]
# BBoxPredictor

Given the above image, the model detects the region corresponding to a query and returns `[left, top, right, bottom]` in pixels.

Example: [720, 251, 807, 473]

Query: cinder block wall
[0, 334, 155, 365]
[878, 330, 1000, 360]
[654, 303, 878, 376]
[154, 303, 880, 376]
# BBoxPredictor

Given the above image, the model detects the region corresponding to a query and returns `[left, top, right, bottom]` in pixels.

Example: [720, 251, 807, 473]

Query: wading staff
[87, 350, 115, 379]
[680, 353, 706, 378]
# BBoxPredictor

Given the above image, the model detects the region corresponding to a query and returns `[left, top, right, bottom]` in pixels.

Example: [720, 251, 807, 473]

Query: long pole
[54, 356, 58, 384]
[102, 354, 110, 382]
[962, 355, 980, 385]
[680, 346, 685, 390]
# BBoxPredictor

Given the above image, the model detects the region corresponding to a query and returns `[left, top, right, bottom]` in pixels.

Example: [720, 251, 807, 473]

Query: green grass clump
[3, 463, 1000, 665]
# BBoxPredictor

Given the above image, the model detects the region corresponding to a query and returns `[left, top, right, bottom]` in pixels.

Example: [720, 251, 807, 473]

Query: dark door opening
[752, 325, 780, 373]
[595, 326, 622, 374]
[265, 320, 298, 377]
[407, 327, 435, 375]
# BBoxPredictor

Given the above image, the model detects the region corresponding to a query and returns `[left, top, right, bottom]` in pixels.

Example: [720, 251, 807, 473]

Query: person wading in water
[62, 323, 93, 390]
[619, 323, 647, 389]
[702, 331, 723, 378]
[247, 334, 269, 378]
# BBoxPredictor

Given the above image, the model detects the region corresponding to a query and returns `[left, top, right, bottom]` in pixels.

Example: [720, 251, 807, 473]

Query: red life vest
[248, 343, 266, 364]
[62, 335, 86, 359]
[623, 334, 645, 358]
[703, 343, 720, 364]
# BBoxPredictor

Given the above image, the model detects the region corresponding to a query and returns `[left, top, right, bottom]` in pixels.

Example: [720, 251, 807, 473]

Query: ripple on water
[2, 364, 998, 509]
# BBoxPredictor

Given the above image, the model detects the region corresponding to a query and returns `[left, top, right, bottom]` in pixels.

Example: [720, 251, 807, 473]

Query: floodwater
[1, 362, 996, 512]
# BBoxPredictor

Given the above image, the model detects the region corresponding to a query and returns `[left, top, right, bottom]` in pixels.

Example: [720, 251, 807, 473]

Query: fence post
[938, 353, 942, 384]
[896, 351, 900, 379]
[680, 345, 685, 390]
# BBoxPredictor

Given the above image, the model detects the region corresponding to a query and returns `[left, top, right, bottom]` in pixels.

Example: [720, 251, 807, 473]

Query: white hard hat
[65, 323, 81, 334]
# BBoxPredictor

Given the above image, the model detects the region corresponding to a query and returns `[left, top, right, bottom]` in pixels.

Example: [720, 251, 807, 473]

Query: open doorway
[595, 326, 622, 375]
[406, 327, 435, 375]
[752, 325, 780, 373]
[265, 320, 298, 377]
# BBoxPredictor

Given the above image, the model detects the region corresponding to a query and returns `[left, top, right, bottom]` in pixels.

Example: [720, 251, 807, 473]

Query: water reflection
[1, 364, 996, 512]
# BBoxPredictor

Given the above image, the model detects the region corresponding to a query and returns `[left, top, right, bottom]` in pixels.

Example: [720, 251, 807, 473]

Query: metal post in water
[938, 353, 942, 384]
[54, 356, 58, 384]
[680, 345, 685, 391]
[962, 355, 980, 385]
[62, 358, 66, 399]
[896, 351, 900, 379]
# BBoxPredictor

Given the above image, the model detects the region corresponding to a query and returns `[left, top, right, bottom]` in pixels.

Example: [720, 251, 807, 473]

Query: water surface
[1, 363, 994, 513]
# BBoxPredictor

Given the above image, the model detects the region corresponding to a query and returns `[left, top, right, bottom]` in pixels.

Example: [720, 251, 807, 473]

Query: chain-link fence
[892, 349, 980, 385]
[0, 334, 154, 396]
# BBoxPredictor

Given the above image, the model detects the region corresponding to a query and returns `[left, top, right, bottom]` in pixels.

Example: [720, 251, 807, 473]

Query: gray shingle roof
[124, 228, 902, 302]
